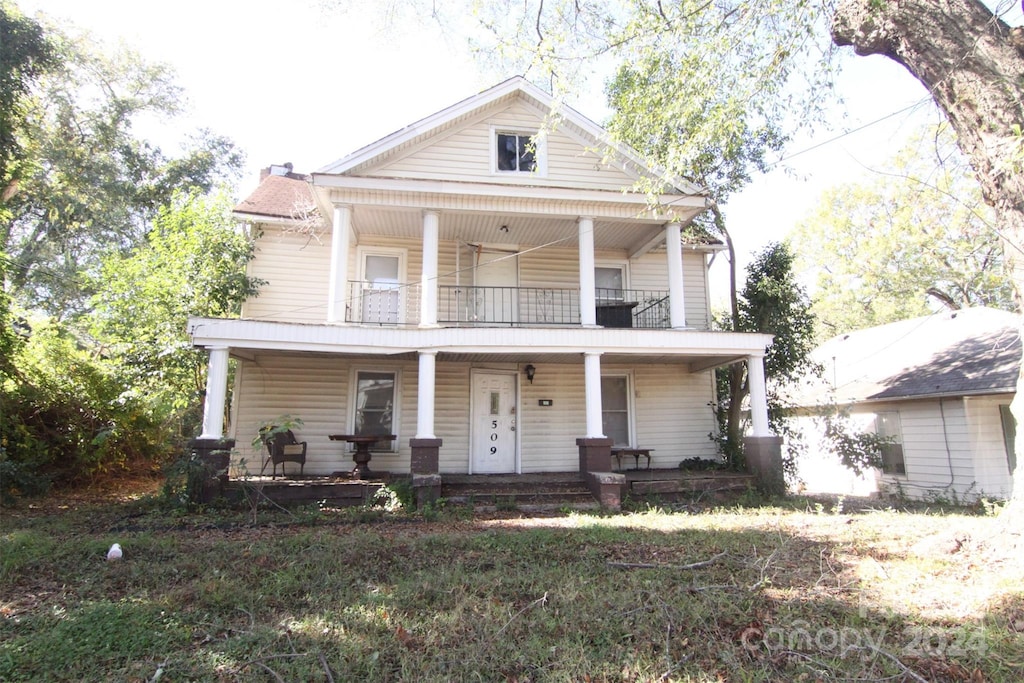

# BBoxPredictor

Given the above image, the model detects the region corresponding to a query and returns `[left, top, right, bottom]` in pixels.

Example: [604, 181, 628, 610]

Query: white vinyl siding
[232, 352, 719, 476]
[372, 100, 638, 190]
[847, 400, 979, 502]
[965, 394, 1015, 499]
[242, 225, 331, 323]
[518, 362, 718, 473]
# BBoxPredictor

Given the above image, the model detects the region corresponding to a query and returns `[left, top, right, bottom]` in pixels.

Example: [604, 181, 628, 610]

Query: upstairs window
[496, 132, 537, 173]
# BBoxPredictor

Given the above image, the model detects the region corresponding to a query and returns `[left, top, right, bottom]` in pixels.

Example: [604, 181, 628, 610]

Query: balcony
[345, 282, 671, 329]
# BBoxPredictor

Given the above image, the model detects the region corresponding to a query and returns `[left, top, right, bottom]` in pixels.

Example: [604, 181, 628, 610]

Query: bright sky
[17, 0, 1021, 301]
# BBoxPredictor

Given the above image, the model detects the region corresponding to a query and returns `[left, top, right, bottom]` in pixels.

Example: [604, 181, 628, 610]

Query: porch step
[440, 473, 598, 511]
[626, 472, 755, 501]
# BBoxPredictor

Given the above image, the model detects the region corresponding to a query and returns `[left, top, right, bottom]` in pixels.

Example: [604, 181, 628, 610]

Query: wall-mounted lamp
[524, 364, 536, 384]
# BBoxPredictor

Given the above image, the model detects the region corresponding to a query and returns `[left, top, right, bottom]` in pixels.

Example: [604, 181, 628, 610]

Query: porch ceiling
[350, 205, 674, 253]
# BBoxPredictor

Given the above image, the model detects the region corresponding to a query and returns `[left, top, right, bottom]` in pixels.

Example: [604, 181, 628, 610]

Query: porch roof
[188, 316, 771, 372]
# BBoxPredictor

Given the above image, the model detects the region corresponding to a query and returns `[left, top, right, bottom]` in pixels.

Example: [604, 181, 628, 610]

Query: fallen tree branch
[608, 551, 727, 571]
[855, 644, 930, 683]
[319, 652, 335, 683]
[496, 592, 548, 637]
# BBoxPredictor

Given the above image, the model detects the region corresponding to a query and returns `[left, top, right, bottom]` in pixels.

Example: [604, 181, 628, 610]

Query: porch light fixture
[524, 364, 536, 384]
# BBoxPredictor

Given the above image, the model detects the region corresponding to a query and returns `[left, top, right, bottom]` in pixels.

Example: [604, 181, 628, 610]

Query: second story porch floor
[349, 282, 687, 329]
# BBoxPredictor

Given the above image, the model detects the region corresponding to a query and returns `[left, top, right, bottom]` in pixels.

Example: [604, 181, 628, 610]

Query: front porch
[219, 469, 756, 511]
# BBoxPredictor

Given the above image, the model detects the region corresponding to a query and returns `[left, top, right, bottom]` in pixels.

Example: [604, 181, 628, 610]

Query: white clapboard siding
[243, 226, 331, 323]
[519, 363, 587, 472]
[233, 353, 718, 475]
[372, 100, 639, 191]
[232, 353, 417, 475]
[627, 251, 710, 330]
[964, 394, 1015, 498]
[631, 364, 719, 465]
[856, 400, 978, 501]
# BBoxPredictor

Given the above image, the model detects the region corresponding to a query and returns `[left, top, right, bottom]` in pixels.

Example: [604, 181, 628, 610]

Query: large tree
[2, 19, 242, 318]
[90, 190, 262, 436]
[714, 242, 817, 469]
[0, 1, 54, 204]
[831, 0, 1024, 506]
[793, 124, 1014, 335]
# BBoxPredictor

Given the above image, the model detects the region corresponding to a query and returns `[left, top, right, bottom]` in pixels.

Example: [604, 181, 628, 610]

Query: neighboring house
[789, 307, 1020, 502]
[188, 77, 776, 489]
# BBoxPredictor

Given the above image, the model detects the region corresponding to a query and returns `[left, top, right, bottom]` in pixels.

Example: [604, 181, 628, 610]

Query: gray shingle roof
[794, 307, 1021, 406]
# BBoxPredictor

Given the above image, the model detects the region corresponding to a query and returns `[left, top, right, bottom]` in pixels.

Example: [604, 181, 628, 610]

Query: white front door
[471, 372, 517, 473]
[473, 248, 518, 323]
[361, 253, 401, 324]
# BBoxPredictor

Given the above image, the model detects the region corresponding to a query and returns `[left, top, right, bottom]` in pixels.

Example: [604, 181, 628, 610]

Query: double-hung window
[495, 131, 540, 173]
[875, 411, 906, 475]
[601, 375, 632, 447]
[353, 370, 398, 451]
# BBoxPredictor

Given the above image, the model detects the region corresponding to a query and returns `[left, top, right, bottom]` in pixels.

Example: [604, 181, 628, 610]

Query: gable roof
[794, 307, 1021, 407]
[313, 76, 705, 197]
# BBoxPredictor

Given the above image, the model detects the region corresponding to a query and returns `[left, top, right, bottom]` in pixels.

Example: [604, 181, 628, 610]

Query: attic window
[496, 132, 537, 173]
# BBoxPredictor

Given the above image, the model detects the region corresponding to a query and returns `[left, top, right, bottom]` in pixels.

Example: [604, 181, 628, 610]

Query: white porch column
[578, 216, 597, 326]
[327, 203, 352, 323]
[665, 221, 687, 328]
[747, 353, 772, 437]
[415, 350, 437, 439]
[584, 352, 605, 438]
[420, 210, 439, 327]
[199, 346, 230, 438]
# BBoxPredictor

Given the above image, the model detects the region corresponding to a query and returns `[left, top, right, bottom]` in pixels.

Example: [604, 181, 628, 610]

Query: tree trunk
[833, 0, 1024, 508]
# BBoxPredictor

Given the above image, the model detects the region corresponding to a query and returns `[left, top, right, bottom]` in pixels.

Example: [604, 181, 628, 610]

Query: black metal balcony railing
[438, 285, 671, 329]
[343, 281, 673, 328]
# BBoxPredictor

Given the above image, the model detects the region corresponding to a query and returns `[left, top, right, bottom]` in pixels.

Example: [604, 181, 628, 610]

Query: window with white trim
[875, 411, 906, 475]
[352, 369, 398, 451]
[495, 130, 540, 173]
[601, 375, 631, 447]
[595, 265, 626, 303]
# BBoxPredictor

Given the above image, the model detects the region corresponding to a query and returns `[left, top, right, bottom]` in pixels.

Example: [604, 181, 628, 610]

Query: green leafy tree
[792, 125, 1013, 336]
[714, 242, 817, 469]
[0, 1, 54, 383]
[91, 190, 263, 437]
[2, 21, 242, 318]
[0, 0, 55, 204]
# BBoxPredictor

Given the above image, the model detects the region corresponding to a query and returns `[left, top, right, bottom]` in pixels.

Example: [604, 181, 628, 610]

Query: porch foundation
[412, 474, 442, 508]
[586, 471, 626, 510]
[744, 435, 785, 496]
[577, 436, 613, 474]
[410, 438, 442, 475]
[188, 437, 235, 503]
[576, 437, 622, 509]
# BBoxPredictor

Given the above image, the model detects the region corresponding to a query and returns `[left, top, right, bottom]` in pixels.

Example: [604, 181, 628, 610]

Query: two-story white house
[188, 77, 776, 499]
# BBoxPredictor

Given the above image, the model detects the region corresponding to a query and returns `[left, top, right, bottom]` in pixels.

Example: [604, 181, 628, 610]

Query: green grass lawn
[1, 488, 1022, 682]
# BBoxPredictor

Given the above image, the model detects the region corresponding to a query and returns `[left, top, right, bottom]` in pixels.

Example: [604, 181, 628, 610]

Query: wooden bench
[612, 447, 653, 471]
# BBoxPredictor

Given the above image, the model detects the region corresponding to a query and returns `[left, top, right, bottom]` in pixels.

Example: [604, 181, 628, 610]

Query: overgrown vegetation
[1, 492, 1020, 681]
[0, 7, 254, 497]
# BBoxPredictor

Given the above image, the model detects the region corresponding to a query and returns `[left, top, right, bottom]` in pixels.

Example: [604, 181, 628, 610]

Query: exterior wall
[792, 397, 1011, 502]
[964, 394, 1015, 499]
[246, 228, 710, 330]
[231, 352, 718, 476]
[242, 225, 331, 323]
[373, 100, 638, 191]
